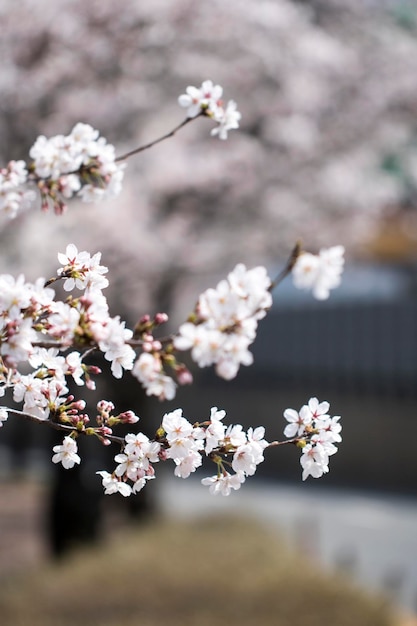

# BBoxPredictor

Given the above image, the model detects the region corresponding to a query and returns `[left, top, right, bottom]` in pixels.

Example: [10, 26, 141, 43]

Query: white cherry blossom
[292, 246, 345, 300]
[0, 79, 346, 503]
[96, 471, 132, 497]
[211, 100, 242, 140]
[284, 397, 342, 481]
[201, 471, 246, 496]
[283, 406, 313, 438]
[204, 407, 227, 454]
[174, 263, 272, 380]
[52, 436, 81, 469]
[178, 80, 223, 118]
[28, 123, 125, 210]
[300, 443, 329, 480]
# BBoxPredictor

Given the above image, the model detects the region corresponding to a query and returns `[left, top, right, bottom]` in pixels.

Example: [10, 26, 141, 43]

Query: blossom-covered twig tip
[178, 80, 241, 139]
[283, 397, 342, 480]
[291, 245, 345, 300]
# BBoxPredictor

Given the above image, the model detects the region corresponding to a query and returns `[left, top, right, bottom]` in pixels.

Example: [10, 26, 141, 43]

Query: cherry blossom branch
[0, 80, 241, 219]
[4, 407, 125, 445]
[0, 393, 342, 495]
[268, 437, 304, 447]
[4, 240, 344, 409]
[4, 407, 76, 432]
[270, 241, 302, 291]
[115, 116, 198, 162]
[0, 79, 345, 497]
[3, 407, 300, 451]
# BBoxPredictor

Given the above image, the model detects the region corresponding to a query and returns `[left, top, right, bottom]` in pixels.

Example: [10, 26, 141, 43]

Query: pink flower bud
[155, 312, 168, 325]
[176, 366, 193, 386]
[97, 400, 115, 414]
[118, 410, 140, 424]
[72, 399, 86, 411]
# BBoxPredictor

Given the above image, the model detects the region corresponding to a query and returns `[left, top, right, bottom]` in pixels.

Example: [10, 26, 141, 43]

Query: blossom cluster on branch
[0, 81, 241, 219]
[96, 397, 342, 497]
[178, 79, 241, 140]
[0, 81, 344, 496]
[1, 124, 125, 218]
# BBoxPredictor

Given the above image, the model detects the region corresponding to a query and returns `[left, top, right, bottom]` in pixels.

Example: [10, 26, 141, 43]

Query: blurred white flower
[292, 246, 345, 300]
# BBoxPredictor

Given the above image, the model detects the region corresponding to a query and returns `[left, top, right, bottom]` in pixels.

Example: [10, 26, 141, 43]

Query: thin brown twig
[269, 241, 302, 292]
[268, 436, 303, 447]
[115, 115, 199, 162]
[26, 113, 201, 184]
[3, 407, 125, 445]
[31, 334, 175, 352]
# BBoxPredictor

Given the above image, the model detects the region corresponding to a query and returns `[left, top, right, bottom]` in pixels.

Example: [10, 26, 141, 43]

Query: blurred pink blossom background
[1, 0, 417, 321]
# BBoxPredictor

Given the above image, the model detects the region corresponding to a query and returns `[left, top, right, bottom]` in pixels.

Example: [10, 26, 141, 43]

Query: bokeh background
[0, 0, 417, 623]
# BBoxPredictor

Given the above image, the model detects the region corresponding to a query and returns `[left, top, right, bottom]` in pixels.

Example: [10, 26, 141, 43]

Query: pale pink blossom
[96, 471, 132, 497]
[57, 244, 109, 292]
[124, 433, 161, 464]
[211, 100, 242, 140]
[65, 352, 85, 386]
[292, 246, 345, 300]
[162, 408, 193, 442]
[201, 471, 246, 496]
[285, 397, 341, 480]
[173, 450, 202, 478]
[52, 436, 81, 469]
[175, 264, 272, 381]
[147, 374, 176, 401]
[133, 474, 155, 493]
[300, 443, 329, 480]
[283, 406, 313, 438]
[204, 406, 227, 454]
[114, 451, 141, 481]
[178, 80, 223, 118]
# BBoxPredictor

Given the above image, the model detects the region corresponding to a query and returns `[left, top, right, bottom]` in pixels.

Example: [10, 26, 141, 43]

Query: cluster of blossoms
[0, 241, 345, 418]
[0, 80, 239, 221]
[131, 313, 179, 402]
[0, 241, 343, 497]
[52, 244, 137, 381]
[0, 80, 345, 498]
[0, 160, 35, 218]
[0, 243, 136, 418]
[178, 80, 241, 140]
[0, 245, 267, 415]
[291, 245, 345, 300]
[29, 122, 125, 213]
[47, 395, 341, 498]
[0, 124, 125, 218]
[283, 397, 342, 480]
[96, 405, 270, 497]
[174, 264, 272, 380]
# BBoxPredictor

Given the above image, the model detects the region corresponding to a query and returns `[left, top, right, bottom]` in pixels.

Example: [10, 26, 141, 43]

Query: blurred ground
[155, 476, 417, 616]
[0, 506, 397, 626]
[0, 478, 416, 626]
[0, 480, 47, 579]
